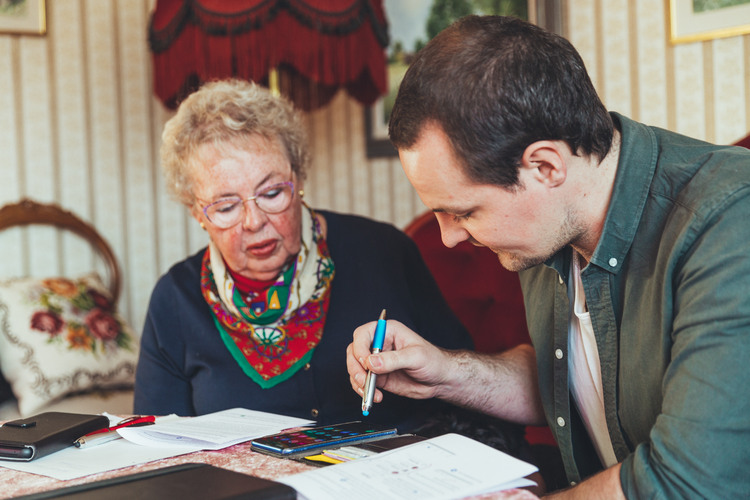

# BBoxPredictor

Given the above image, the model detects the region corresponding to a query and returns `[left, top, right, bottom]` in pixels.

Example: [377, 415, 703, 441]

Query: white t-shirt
[567, 252, 618, 468]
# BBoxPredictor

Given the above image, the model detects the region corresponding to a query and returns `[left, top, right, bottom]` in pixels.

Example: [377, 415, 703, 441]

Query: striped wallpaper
[1, 0, 748, 334]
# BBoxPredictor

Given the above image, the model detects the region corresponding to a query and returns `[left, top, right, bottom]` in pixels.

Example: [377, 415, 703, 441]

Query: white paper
[279, 433, 538, 500]
[118, 407, 313, 450]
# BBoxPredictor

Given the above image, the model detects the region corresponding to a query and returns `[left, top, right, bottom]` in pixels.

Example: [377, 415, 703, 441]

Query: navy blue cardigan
[134, 210, 473, 432]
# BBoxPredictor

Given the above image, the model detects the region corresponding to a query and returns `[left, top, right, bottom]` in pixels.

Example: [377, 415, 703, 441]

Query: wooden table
[0, 441, 540, 499]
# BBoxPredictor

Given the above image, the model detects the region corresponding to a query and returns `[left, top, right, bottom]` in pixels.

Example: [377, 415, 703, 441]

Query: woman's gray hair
[161, 78, 310, 206]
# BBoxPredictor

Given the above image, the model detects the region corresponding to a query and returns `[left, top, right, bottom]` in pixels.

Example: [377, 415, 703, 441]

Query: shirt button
[555, 349, 564, 359]
[303, 363, 311, 371]
[608, 257, 618, 267]
[311, 409, 319, 418]
[557, 417, 566, 427]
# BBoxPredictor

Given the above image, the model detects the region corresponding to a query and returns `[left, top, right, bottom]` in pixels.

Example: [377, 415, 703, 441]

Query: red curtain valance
[149, 0, 389, 110]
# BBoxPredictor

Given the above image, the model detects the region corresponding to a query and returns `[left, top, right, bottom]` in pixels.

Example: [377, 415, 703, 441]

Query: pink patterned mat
[0, 440, 539, 499]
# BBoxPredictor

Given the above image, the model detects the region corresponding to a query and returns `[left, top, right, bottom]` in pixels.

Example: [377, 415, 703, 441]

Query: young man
[347, 15, 750, 498]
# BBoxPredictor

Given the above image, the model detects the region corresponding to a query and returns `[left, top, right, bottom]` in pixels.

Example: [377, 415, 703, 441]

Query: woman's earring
[298, 189, 304, 198]
[200, 222, 206, 230]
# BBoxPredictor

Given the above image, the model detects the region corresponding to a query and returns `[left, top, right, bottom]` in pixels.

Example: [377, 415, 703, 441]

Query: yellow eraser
[303, 454, 343, 465]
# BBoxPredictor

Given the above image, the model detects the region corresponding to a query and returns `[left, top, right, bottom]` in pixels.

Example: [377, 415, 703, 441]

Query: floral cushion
[0, 274, 139, 416]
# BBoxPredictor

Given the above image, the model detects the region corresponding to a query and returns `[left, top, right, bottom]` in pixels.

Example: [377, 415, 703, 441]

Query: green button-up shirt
[519, 113, 750, 498]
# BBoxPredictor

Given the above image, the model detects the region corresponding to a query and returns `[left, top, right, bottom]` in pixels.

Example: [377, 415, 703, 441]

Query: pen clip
[115, 415, 148, 426]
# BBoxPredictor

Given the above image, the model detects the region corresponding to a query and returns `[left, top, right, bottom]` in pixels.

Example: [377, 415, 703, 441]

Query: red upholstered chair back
[735, 132, 750, 149]
[405, 211, 531, 353]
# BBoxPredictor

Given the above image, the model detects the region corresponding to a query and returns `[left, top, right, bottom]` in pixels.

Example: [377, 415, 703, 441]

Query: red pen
[74, 415, 156, 448]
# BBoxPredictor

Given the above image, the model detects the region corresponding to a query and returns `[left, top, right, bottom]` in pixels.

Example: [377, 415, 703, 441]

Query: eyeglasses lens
[204, 182, 294, 228]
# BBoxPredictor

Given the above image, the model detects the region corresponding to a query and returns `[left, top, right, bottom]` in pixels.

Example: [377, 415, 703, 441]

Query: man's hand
[347, 320, 545, 425]
[346, 319, 453, 404]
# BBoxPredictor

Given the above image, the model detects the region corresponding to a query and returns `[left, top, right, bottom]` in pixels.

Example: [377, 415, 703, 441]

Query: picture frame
[669, 0, 750, 44]
[364, 0, 430, 159]
[364, 98, 396, 158]
[0, 0, 46, 35]
[364, 0, 560, 158]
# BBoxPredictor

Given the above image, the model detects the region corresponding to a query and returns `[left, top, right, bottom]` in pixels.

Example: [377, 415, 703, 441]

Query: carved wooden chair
[0, 198, 121, 305]
[0, 198, 135, 418]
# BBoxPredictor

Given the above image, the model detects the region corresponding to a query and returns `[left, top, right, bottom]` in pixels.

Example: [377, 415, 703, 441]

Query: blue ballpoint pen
[362, 309, 387, 416]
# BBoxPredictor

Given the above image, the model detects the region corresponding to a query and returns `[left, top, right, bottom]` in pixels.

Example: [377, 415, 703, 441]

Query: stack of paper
[279, 433, 538, 500]
[118, 408, 313, 450]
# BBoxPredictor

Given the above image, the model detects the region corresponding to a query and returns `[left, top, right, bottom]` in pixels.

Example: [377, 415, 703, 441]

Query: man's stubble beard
[490, 208, 583, 272]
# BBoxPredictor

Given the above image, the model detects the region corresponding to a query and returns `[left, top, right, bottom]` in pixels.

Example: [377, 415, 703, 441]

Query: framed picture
[364, 0, 433, 158]
[0, 0, 46, 35]
[669, 0, 750, 44]
[364, 0, 558, 158]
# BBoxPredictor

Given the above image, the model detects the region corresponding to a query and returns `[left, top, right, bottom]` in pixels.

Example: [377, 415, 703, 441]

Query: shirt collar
[546, 113, 658, 277]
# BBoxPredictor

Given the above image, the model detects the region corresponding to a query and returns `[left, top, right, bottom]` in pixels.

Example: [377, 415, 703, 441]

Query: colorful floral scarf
[200, 205, 335, 388]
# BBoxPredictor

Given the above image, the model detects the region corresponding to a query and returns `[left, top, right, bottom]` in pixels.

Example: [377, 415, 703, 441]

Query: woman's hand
[346, 319, 454, 404]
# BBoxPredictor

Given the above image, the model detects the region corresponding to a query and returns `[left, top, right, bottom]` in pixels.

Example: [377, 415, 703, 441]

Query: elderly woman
[133, 79, 474, 431]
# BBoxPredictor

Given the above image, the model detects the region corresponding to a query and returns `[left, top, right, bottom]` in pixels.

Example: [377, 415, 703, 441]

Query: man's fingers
[350, 321, 379, 359]
[348, 359, 384, 404]
[346, 344, 367, 385]
[367, 347, 413, 374]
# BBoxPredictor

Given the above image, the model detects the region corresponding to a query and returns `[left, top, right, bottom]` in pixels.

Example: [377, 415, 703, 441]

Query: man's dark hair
[389, 15, 614, 188]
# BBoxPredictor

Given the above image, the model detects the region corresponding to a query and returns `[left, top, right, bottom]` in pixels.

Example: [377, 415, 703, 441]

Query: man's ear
[520, 140, 568, 187]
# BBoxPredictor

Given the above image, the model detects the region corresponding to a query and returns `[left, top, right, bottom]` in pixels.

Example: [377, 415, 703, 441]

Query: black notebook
[0, 412, 109, 461]
[15, 463, 297, 500]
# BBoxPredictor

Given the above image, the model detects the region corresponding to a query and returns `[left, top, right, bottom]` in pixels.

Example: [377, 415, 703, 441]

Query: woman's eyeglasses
[201, 181, 295, 229]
